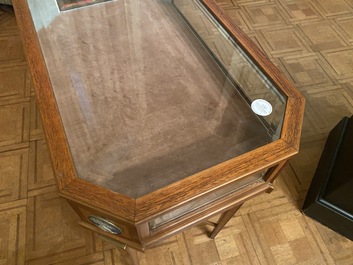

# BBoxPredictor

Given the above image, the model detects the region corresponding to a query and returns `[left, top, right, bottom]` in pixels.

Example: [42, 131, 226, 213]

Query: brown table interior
[34, 0, 271, 198]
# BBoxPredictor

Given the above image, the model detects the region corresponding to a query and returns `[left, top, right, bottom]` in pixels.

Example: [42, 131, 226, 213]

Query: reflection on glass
[149, 171, 265, 231]
[29, 0, 287, 198]
[57, 0, 114, 11]
[88, 215, 123, 234]
[27, 0, 60, 30]
[173, 0, 287, 139]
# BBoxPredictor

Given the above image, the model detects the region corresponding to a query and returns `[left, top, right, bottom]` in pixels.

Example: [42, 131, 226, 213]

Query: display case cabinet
[13, 0, 304, 263]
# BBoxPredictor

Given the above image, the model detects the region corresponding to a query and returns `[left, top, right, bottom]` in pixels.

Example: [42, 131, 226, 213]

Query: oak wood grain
[12, 0, 77, 190]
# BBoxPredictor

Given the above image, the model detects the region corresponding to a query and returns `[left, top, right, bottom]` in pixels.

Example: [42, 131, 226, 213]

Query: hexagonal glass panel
[27, 0, 286, 198]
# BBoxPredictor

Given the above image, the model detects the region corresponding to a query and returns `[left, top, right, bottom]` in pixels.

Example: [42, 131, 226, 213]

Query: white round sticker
[251, 99, 272, 116]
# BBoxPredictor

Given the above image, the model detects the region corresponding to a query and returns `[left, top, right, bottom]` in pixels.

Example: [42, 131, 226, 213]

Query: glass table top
[56, 0, 115, 11]
[27, 0, 287, 198]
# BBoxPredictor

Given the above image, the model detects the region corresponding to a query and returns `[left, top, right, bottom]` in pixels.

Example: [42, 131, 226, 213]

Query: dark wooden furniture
[303, 116, 353, 241]
[13, 0, 305, 264]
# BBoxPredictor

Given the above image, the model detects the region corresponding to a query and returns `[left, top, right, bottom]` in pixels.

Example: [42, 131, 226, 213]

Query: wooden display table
[13, 0, 304, 264]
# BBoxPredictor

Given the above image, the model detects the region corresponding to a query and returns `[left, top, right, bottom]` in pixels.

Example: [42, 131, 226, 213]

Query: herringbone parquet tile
[1, 0, 353, 264]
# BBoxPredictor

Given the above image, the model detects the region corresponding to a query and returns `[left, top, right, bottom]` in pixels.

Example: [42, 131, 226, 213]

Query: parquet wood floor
[1, 0, 353, 264]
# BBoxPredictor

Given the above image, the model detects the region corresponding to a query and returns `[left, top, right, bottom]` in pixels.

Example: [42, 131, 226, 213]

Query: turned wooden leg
[209, 203, 243, 239]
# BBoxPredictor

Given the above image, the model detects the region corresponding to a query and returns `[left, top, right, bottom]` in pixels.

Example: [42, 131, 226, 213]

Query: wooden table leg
[209, 203, 243, 239]
[115, 246, 140, 265]
[127, 247, 140, 265]
[99, 235, 140, 265]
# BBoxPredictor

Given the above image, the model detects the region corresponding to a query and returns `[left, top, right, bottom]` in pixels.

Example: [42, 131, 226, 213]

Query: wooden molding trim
[12, 0, 77, 190]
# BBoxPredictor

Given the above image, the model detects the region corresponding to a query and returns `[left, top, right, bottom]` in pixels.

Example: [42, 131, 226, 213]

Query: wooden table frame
[13, 0, 305, 264]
